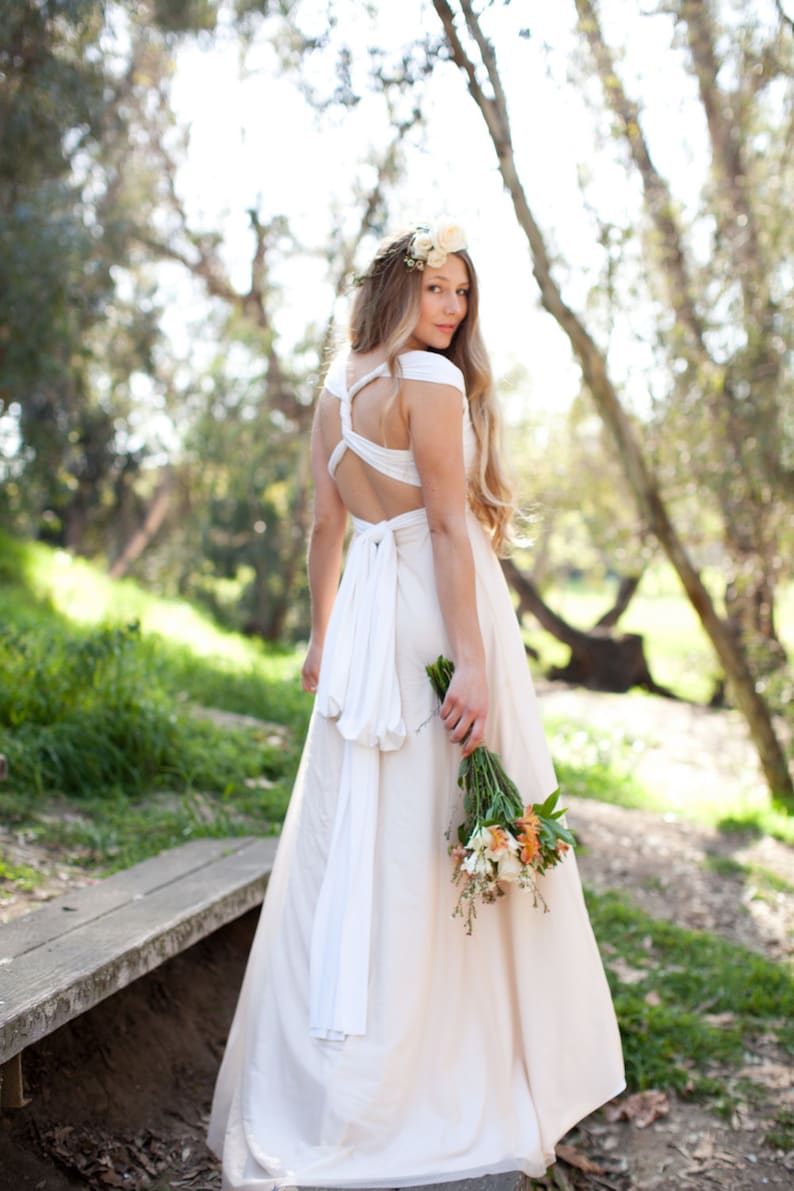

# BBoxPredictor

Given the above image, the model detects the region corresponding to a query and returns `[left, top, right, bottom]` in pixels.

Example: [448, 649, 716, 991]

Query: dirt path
[539, 684, 794, 966]
[1, 688, 793, 1188]
[568, 795, 794, 963]
[1, 907, 791, 1191]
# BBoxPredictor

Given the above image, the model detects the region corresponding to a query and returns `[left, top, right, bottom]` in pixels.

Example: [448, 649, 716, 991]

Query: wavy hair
[349, 230, 515, 554]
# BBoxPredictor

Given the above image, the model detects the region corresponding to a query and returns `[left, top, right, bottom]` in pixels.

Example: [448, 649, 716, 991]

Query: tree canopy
[0, 0, 791, 800]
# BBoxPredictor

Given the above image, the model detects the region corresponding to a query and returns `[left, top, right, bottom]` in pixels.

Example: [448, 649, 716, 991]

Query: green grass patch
[0, 854, 41, 896]
[545, 709, 794, 845]
[702, 854, 745, 879]
[703, 854, 794, 896]
[0, 618, 305, 802]
[767, 1106, 794, 1152]
[545, 717, 667, 813]
[0, 531, 310, 858]
[587, 888, 794, 1098]
[12, 783, 290, 875]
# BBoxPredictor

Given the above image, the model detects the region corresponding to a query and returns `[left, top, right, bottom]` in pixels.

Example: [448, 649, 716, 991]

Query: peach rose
[434, 220, 467, 253]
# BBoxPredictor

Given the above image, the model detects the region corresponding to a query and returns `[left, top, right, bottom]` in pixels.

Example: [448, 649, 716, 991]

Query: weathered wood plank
[0, 836, 277, 1065]
[0, 837, 252, 959]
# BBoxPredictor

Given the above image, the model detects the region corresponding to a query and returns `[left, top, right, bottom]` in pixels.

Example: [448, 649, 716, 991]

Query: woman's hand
[301, 636, 323, 694]
[440, 661, 488, 757]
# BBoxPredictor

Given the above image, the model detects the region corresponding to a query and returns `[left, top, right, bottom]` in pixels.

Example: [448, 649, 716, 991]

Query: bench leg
[1, 1053, 27, 1109]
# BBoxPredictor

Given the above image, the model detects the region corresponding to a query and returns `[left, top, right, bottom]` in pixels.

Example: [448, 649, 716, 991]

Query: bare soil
[1, 688, 793, 1189]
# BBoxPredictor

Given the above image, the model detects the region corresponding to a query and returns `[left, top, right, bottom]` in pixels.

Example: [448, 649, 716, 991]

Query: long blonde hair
[349, 230, 515, 554]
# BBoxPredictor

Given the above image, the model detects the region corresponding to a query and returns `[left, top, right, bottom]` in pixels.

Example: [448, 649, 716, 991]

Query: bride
[208, 220, 624, 1189]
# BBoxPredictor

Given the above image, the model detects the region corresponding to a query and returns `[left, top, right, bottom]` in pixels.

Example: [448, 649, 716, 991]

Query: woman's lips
[436, 324, 456, 334]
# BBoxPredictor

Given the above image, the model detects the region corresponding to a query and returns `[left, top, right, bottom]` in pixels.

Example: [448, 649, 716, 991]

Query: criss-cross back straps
[327, 362, 421, 487]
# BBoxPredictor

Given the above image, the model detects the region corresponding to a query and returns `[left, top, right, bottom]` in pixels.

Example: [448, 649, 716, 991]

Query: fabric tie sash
[309, 508, 425, 1041]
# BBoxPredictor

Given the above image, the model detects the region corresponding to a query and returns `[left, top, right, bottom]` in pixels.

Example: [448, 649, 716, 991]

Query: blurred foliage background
[0, 0, 792, 803]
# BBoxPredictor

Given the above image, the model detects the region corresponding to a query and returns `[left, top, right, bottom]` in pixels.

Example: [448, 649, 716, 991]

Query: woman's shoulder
[399, 351, 465, 394]
[322, 347, 350, 399]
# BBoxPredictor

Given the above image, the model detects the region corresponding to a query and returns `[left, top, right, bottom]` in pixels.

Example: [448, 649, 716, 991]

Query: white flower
[434, 220, 467, 253]
[466, 826, 492, 853]
[497, 850, 524, 882]
[411, 231, 434, 258]
[404, 220, 467, 273]
[462, 849, 492, 877]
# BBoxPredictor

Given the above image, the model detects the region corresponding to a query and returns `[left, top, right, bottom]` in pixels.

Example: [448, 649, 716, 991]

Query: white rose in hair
[411, 232, 434, 257]
[426, 247, 447, 268]
[434, 221, 467, 253]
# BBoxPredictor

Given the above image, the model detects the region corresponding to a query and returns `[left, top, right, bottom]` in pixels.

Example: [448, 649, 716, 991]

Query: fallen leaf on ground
[556, 1142, 604, 1173]
[703, 1011, 737, 1027]
[607, 956, 649, 984]
[691, 1132, 716, 1161]
[736, 1062, 794, 1089]
[603, 1089, 670, 1128]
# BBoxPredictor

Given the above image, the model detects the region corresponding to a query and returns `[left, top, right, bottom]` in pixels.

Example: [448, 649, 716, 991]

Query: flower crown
[404, 220, 468, 271]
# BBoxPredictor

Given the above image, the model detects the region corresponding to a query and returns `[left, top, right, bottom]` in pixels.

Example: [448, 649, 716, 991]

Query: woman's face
[405, 254, 470, 351]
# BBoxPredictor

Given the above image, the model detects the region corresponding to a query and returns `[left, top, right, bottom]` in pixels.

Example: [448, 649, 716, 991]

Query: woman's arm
[406, 380, 487, 756]
[301, 396, 348, 692]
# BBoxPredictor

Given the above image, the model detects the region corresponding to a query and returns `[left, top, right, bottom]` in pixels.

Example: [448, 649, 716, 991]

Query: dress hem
[215, 1078, 628, 1190]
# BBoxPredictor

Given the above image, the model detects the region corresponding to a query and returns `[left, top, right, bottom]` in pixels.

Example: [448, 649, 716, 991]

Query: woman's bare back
[317, 351, 425, 524]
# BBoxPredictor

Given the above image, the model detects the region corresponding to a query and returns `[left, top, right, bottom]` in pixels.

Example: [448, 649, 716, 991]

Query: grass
[0, 531, 312, 869]
[2, 531, 793, 1120]
[767, 1107, 794, 1152]
[703, 854, 794, 896]
[588, 889, 794, 1099]
[545, 717, 661, 812]
[544, 711, 794, 845]
[0, 854, 41, 896]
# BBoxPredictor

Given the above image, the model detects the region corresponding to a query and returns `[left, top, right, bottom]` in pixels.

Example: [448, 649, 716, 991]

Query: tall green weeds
[0, 616, 302, 802]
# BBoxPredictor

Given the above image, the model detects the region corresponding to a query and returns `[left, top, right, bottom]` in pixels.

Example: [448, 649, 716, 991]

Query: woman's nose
[443, 292, 461, 314]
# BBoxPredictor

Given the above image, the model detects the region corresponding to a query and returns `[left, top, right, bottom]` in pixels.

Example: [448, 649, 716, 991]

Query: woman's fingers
[301, 639, 323, 693]
[461, 715, 486, 756]
[440, 695, 486, 753]
[301, 662, 319, 693]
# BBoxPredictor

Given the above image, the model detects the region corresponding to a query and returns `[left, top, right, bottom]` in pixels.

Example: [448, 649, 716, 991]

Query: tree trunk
[575, 0, 787, 663]
[433, 0, 793, 807]
[502, 560, 670, 695]
[109, 468, 174, 579]
[594, 574, 642, 630]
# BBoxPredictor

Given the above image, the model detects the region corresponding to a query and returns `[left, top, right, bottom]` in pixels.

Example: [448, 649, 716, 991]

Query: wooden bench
[0, 838, 534, 1191]
[0, 835, 277, 1109]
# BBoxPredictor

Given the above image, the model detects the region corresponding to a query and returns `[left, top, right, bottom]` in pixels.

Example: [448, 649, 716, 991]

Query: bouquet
[426, 655, 575, 934]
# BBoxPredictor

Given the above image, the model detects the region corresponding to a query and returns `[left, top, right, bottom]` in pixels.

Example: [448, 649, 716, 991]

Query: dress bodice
[323, 349, 476, 486]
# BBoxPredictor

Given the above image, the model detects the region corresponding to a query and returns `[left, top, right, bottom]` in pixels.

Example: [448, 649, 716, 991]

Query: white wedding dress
[208, 350, 624, 1189]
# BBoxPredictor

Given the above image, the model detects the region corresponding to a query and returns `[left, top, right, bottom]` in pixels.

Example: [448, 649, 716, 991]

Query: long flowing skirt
[208, 510, 624, 1189]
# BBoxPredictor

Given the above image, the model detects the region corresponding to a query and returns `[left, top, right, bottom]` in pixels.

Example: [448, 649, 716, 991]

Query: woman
[208, 221, 624, 1189]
